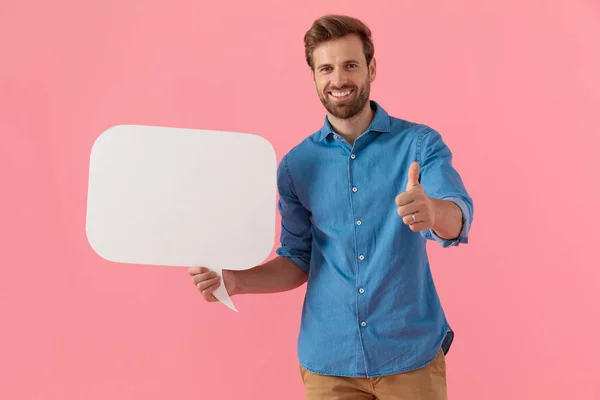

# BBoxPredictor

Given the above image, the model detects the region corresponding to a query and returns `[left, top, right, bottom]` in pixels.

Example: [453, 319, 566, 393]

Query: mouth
[328, 89, 355, 101]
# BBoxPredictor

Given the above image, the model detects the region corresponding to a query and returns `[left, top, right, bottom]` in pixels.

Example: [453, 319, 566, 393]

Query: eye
[347, 63, 358, 69]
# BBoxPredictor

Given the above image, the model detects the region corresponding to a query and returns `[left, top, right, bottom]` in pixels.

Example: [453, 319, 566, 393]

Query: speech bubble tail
[212, 274, 238, 312]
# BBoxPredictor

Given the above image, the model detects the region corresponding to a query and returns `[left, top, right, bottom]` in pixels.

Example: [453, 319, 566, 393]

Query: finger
[196, 276, 221, 292]
[397, 201, 422, 218]
[200, 281, 222, 301]
[204, 293, 218, 302]
[395, 191, 415, 207]
[402, 212, 426, 226]
[192, 270, 218, 286]
[406, 162, 420, 190]
[188, 266, 209, 276]
[407, 221, 429, 232]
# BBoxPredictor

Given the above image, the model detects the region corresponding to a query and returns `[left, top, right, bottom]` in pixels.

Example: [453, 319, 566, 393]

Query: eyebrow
[316, 59, 362, 69]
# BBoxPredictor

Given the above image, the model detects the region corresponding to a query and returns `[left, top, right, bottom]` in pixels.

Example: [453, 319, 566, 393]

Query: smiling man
[189, 14, 474, 400]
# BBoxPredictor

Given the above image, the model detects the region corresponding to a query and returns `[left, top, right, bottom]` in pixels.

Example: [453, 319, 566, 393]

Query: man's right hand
[187, 267, 236, 302]
[187, 256, 307, 302]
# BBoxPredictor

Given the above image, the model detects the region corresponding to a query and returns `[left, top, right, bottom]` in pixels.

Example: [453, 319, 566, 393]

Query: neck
[328, 101, 374, 145]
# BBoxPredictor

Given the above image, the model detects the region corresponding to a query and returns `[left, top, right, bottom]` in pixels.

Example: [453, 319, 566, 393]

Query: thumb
[406, 162, 420, 190]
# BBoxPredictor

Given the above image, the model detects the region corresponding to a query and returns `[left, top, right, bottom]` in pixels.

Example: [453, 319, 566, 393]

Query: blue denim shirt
[276, 101, 473, 378]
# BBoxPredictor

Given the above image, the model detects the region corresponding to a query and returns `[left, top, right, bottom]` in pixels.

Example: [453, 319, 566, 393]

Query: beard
[318, 80, 370, 120]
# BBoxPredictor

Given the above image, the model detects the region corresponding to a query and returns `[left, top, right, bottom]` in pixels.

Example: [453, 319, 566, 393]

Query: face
[311, 34, 376, 120]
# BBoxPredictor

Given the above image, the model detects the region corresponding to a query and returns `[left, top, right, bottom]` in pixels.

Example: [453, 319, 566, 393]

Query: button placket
[349, 147, 369, 333]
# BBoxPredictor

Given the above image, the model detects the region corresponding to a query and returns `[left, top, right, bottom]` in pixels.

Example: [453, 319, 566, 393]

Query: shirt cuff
[423, 197, 471, 248]
[276, 247, 311, 274]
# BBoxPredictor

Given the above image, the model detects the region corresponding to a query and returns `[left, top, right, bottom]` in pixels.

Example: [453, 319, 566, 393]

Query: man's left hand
[395, 162, 435, 232]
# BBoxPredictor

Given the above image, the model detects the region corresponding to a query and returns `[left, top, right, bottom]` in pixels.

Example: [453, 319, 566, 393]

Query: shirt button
[350, 154, 356, 159]
[356, 220, 362, 226]
[361, 321, 367, 327]
[333, 134, 338, 139]
[359, 288, 365, 294]
[359, 254, 365, 261]
[352, 186, 358, 193]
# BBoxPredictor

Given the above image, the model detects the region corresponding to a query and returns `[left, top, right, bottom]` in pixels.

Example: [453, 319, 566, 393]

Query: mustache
[327, 85, 356, 92]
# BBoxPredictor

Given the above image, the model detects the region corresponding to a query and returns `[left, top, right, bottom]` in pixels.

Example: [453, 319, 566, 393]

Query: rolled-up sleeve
[275, 155, 313, 273]
[417, 127, 474, 248]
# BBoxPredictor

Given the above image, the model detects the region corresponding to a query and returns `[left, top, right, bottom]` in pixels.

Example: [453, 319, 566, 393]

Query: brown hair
[304, 14, 375, 70]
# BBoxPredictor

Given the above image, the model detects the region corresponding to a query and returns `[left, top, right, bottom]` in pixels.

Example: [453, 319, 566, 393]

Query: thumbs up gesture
[395, 162, 435, 232]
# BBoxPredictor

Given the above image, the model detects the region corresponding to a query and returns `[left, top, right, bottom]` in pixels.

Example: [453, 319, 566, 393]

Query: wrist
[430, 198, 462, 239]
[224, 270, 240, 296]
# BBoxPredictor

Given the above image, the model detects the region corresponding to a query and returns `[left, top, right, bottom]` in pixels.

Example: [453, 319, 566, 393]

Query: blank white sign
[85, 125, 277, 311]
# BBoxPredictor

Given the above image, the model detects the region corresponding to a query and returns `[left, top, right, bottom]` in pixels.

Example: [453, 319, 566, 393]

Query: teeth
[331, 90, 351, 97]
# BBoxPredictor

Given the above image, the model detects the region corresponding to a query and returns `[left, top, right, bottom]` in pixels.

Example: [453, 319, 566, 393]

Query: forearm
[431, 198, 463, 240]
[231, 256, 307, 296]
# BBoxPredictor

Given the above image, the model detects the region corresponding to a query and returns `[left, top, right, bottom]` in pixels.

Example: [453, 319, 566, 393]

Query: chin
[326, 101, 369, 120]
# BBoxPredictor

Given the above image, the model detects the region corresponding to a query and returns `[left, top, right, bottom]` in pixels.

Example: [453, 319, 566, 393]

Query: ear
[369, 58, 377, 82]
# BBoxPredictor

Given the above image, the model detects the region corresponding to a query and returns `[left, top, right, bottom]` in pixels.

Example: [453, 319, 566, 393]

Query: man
[189, 14, 473, 400]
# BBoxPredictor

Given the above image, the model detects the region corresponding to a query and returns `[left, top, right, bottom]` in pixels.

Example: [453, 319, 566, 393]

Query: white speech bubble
[85, 125, 277, 311]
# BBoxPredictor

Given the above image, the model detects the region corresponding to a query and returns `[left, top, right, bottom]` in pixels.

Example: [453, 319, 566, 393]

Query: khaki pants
[299, 349, 447, 400]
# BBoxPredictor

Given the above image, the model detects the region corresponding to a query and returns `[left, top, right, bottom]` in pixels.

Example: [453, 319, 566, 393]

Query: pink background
[2, 0, 599, 399]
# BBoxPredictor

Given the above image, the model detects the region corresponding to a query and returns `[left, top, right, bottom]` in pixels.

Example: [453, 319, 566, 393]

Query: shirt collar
[318, 100, 391, 142]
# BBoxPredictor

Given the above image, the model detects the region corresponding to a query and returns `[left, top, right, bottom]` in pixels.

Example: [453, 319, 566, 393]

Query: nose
[330, 67, 350, 88]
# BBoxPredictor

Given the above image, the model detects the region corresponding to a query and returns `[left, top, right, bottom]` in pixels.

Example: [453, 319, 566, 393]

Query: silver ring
[412, 213, 416, 223]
